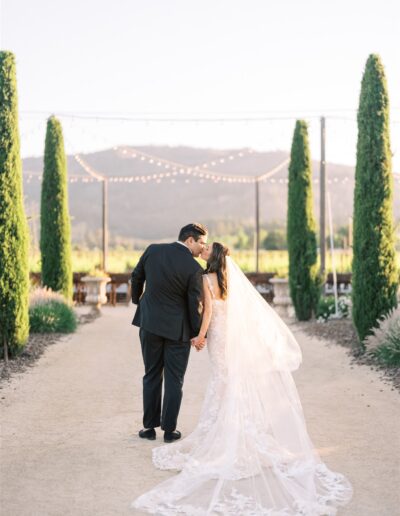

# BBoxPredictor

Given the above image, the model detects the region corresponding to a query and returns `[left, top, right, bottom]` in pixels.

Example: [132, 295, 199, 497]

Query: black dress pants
[139, 328, 191, 433]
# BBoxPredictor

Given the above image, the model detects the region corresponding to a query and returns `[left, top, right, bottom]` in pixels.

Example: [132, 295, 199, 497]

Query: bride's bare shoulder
[205, 272, 222, 299]
[205, 272, 218, 285]
[203, 272, 216, 285]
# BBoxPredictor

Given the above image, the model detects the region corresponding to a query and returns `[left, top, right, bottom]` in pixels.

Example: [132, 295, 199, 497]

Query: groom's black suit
[131, 242, 204, 432]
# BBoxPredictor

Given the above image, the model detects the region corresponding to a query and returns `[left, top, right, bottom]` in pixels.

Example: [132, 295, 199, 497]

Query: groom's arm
[131, 246, 152, 304]
[187, 268, 204, 337]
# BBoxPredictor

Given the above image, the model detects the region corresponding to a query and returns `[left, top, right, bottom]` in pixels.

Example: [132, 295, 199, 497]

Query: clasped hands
[191, 335, 207, 351]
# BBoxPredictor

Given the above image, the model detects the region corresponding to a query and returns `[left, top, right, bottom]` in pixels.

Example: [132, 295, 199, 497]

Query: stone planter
[270, 277, 294, 318]
[81, 275, 111, 309]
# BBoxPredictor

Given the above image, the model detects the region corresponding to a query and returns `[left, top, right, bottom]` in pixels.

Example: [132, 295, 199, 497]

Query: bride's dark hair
[205, 242, 230, 300]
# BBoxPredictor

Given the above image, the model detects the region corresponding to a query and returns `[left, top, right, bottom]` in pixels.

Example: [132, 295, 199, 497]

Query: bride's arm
[198, 276, 213, 340]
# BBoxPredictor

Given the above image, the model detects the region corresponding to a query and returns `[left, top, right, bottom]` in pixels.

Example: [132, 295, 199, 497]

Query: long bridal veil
[132, 256, 352, 515]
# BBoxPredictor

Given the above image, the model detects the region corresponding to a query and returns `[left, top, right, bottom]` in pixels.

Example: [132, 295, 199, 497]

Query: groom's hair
[178, 223, 208, 242]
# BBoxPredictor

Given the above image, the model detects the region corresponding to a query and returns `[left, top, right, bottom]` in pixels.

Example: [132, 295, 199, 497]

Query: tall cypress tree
[352, 54, 398, 343]
[40, 116, 72, 300]
[287, 120, 320, 320]
[0, 51, 30, 359]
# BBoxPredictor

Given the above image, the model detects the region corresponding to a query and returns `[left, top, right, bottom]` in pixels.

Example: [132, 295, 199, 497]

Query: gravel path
[1, 306, 399, 516]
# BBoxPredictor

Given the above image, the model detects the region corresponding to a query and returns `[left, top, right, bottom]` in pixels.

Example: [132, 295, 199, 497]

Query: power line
[20, 112, 321, 123]
[18, 111, 400, 127]
[18, 107, 400, 117]
[18, 107, 400, 123]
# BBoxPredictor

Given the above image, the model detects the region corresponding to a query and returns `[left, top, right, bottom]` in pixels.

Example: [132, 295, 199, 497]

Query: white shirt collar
[175, 240, 192, 254]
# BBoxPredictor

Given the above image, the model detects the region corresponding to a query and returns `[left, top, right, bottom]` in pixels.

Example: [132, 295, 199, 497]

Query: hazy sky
[1, 0, 399, 168]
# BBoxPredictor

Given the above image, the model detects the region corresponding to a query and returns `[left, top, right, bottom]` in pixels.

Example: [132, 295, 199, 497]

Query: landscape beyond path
[1, 306, 399, 516]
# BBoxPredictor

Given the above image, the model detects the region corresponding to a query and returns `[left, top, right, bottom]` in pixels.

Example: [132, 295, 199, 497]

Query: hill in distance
[22, 145, 400, 244]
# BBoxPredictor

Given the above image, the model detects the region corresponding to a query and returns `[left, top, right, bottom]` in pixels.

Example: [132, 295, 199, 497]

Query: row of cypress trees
[0, 51, 72, 360]
[0, 50, 398, 356]
[287, 53, 398, 344]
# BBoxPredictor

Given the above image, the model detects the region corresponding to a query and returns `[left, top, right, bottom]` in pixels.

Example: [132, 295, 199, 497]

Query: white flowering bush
[316, 295, 351, 322]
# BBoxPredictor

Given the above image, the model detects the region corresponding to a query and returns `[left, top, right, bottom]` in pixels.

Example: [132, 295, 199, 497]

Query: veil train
[132, 256, 353, 515]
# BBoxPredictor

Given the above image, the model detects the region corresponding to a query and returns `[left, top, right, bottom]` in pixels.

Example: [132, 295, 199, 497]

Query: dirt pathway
[1, 306, 399, 515]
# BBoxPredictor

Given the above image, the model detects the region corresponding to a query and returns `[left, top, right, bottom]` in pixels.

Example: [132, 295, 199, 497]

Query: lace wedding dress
[132, 257, 353, 515]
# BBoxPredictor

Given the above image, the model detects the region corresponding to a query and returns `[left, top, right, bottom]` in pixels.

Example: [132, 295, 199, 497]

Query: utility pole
[348, 216, 353, 249]
[30, 202, 38, 254]
[320, 116, 326, 277]
[255, 179, 260, 273]
[327, 191, 339, 315]
[102, 178, 108, 271]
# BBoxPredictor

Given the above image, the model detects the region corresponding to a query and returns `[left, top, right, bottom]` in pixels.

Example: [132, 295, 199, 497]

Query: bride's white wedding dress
[132, 257, 352, 515]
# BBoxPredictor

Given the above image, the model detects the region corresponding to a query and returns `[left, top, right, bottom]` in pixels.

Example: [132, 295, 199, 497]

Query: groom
[131, 223, 208, 443]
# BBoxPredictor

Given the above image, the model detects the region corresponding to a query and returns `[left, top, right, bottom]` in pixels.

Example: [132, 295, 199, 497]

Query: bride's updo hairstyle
[205, 242, 230, 300]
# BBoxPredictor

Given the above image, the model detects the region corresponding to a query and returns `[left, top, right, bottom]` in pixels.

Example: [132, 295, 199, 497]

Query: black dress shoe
[164, 430, 181, 443]
[139, 428, 156, 440]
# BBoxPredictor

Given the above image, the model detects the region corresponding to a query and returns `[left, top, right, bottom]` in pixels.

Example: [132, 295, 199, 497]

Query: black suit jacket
[131, 242, 204, 342]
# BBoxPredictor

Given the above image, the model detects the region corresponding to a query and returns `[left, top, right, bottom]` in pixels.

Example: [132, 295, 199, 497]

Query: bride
[132, 242, 353, 515]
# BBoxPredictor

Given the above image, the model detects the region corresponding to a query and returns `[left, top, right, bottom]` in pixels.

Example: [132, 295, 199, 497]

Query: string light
[23, 170, 400, 185]
[113, 146, 257, 183]
[115, 146, 254, 174]
[74, 154, 105, 181]
[23, 154, 400, 186]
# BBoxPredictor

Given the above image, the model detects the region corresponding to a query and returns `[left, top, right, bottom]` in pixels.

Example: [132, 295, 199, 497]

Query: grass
[371, 335, 400, 367]
[364, 307, 400, 367]
[27, 247, 370, 275]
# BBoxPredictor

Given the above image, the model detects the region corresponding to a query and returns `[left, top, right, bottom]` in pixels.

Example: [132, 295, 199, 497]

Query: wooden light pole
[254, 158, 290, 273]
[74, 155, 108, 272]
[320, 116, 326, 277]
[255, 179, 260, 272]
[102, 178, 108, 272]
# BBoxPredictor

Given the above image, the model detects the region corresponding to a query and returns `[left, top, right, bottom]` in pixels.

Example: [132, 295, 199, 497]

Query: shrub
[29, 300, 77, 333]
[364, 306, 400, 366]
[316, 295, 351, 322]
